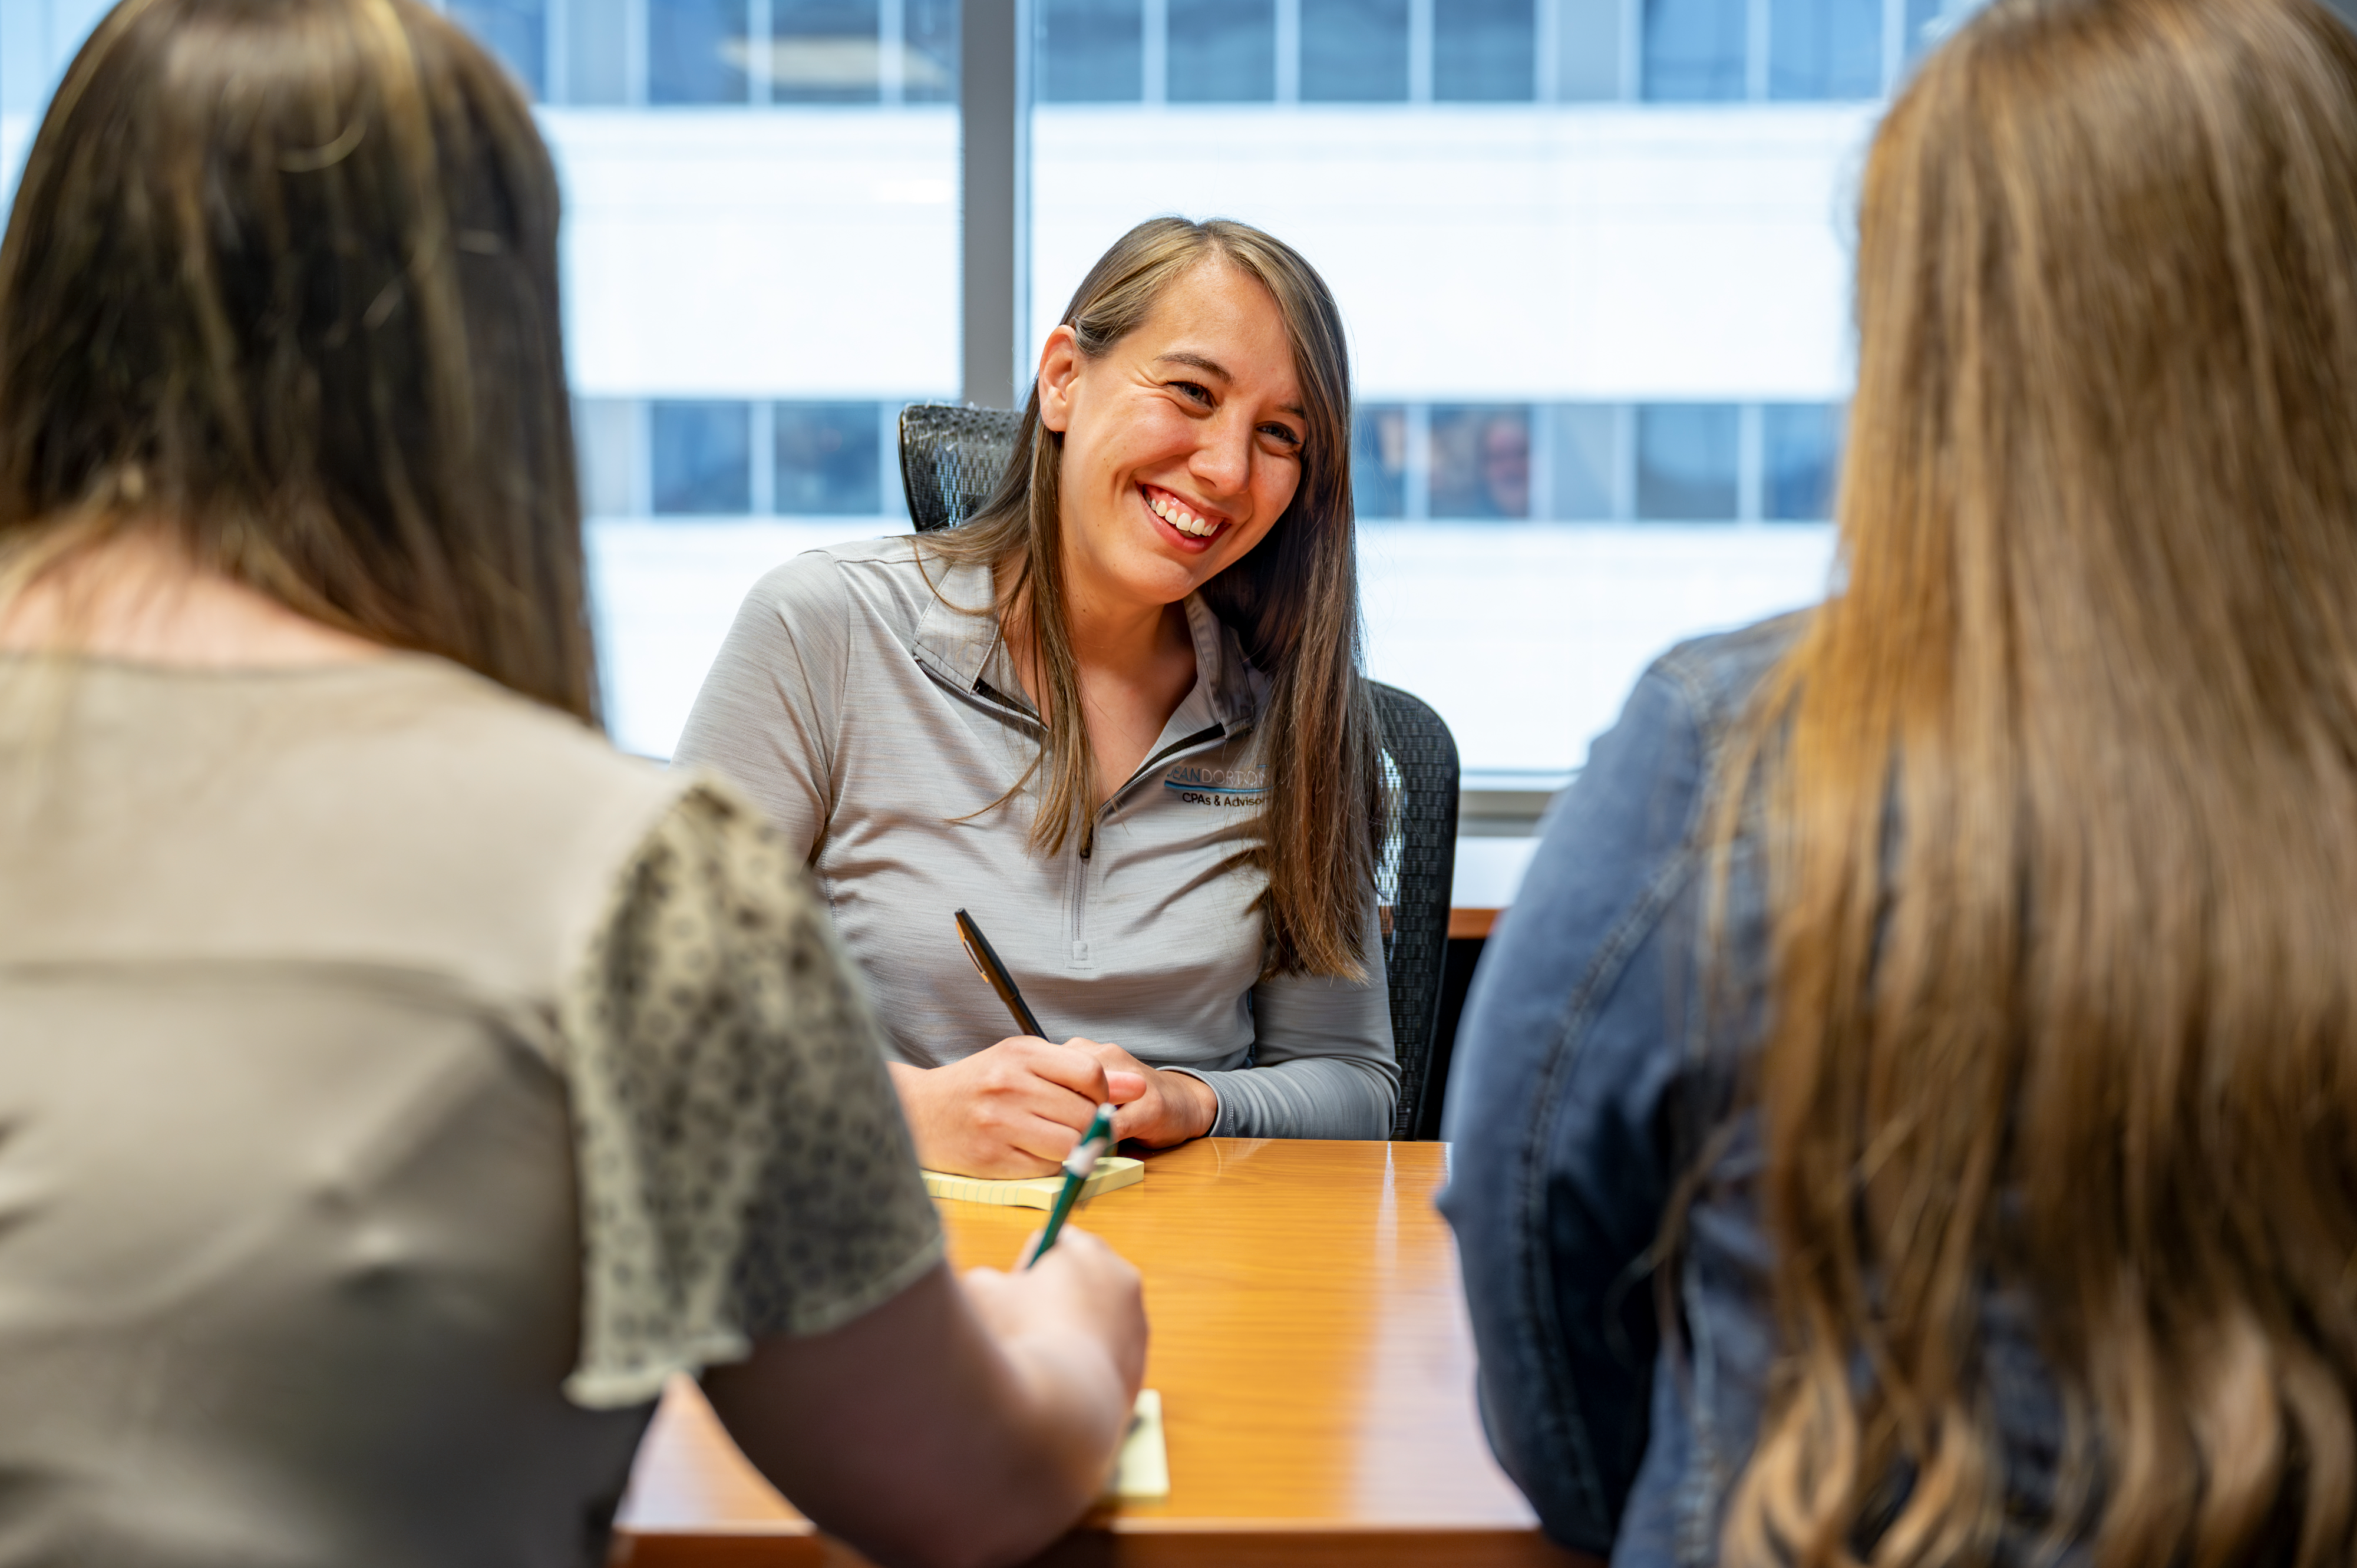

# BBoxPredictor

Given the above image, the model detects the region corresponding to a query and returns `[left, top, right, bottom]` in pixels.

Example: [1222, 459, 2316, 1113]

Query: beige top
[0, 654, 942, 1567]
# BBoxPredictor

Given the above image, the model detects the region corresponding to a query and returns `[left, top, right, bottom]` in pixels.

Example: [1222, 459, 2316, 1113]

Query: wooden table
[612, 1140, 1583, 1568]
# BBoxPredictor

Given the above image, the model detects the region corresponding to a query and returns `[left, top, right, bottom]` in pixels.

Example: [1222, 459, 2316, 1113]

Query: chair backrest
[896, 402, 1462, 1137]
[901, 404, 1022, 532]
[1369, 682, 1460, 1139]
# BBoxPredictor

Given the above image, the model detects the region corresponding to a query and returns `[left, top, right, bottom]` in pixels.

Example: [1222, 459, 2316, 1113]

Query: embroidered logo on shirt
[1163, 762, 1267, 808]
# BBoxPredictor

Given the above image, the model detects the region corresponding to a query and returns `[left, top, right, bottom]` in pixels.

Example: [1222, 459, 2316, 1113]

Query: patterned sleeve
[557, 778, 945, 1410]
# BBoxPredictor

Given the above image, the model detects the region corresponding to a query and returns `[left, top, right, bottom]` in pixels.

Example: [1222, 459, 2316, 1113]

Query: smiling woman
[674, 217, 1396, 1178]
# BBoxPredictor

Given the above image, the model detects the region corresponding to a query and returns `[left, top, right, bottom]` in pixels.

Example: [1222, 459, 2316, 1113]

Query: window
[776, 402, 886, 514]
[580, 401, 903, 520]
[576, 399, 643, 517]
[1556, 0, 1625, 98]
[1643, 0, 1748, 101]
[652, 402, 754, 514]
[1547, 405, 1619, 520]
[4, 0, 1904, 771]
[1770, 0, 1883, 99]
[651, 0, 751, 103]
[1434, 0, 1536, 101]
[1636, 404, 1740, 520]
[1354, 407, 1411, 521]
[1763, 402, 1844, 520]
[451, 0, 548, 97]
[1169, 0, 1278, 101]
[1905, 0, 1948, 60]
[774, 0, 885, 103]
[1430, 407, 1532, 520]
[1042, 0, 1146, 101]
[564, 0, 633, 102]
[903, 0, 960, 100]
[1300, 0, 1411, 102]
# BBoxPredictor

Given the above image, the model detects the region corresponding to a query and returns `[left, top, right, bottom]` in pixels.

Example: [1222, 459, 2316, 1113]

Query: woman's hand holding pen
[1088, 1040, 1218, 1148]
[889, 1039, 1150, 1178]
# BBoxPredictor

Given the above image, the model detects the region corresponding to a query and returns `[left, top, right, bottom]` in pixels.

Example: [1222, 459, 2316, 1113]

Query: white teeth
[1148, 490, 1219, 538]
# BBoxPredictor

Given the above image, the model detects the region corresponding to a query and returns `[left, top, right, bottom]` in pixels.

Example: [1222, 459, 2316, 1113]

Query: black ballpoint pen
[953, 907, 1047, 1039]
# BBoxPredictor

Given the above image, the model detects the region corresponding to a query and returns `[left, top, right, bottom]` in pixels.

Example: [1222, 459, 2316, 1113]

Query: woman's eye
[1172, 380, 1213, 405]
[1261, 424, 1303, 450]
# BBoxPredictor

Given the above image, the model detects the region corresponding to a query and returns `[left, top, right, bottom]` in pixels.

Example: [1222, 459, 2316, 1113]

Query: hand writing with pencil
[1085, 1040, 1218, 1148]
[889, 1037, 1217, 1177]
[905, 908, 1218, 1176]
[889, 1039, 1141, 1178]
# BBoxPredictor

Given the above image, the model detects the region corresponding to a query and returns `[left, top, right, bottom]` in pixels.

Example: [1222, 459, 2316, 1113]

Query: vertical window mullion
[547, 0, 570, 101]
[961, 0, 1029, 407]
[1528, 404, 1557, 520]
[1533, 0, 1559, 100]
[880, 402, 907, 521]
[1405, 405, 1433, 521]
[880, 0, 907, 100]
[1143, 0, 1169, 100]
[749, 0, 774, 102]
[625, 0, 648, 104]
[1408, 0, 1435, 100]
[1275, 0, 1302, 98]
[1610, 402, 1636, 521]
[1736, 402, 1762, 521]
[750, 401, 777, 515]
[631, 400, 654, 518]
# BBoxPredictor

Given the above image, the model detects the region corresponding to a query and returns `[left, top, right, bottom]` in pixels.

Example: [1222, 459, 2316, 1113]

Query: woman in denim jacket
[1442, 0, 2357, 1563]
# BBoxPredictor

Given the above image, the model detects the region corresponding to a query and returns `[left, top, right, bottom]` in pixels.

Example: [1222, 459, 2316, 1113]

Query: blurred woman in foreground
[0, 2, 1141, 1564]
[1444, 0, 2357, 1562]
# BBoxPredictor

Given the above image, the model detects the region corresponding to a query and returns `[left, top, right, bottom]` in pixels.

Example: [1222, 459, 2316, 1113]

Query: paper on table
[1107, 1389, 1169, 1500]
[921, 1157, 1144, 1209]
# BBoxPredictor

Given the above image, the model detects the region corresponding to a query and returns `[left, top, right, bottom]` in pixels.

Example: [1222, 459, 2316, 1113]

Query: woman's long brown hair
[0, 0, 596, 722]
[1718, 0, 2357, 1562]
[930, 217, 1381, 981]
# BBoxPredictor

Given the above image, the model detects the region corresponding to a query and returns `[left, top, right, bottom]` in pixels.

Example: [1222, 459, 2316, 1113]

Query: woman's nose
[1189, 414, 1254, 498]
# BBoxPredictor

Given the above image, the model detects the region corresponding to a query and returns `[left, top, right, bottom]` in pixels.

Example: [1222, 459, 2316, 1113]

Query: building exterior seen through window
[593, 396, 1838, 525]
[444, 0, 960, 103]
[436, 0, 1932, 105]
[3, 0, 1976, 773]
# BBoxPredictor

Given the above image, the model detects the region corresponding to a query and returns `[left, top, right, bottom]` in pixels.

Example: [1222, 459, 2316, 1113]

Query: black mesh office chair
[897, 404, 1462, 1138]
[900, 404, 1024, 533]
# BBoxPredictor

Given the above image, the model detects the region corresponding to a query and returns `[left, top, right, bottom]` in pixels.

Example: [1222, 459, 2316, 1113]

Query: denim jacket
[1438, 614, 2070, 1566]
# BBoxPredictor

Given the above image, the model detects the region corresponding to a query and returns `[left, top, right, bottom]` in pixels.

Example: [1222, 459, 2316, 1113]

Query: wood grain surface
[612, 1140, 1590, 1568]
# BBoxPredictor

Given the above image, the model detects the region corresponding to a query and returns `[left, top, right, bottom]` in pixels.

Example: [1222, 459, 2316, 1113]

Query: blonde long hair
[930, 217, 1381, 981]
[1719, 0, 2357, 1561]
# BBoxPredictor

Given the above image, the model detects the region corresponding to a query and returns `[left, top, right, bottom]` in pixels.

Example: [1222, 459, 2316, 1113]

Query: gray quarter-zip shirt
[671, 536, 1397, 1140]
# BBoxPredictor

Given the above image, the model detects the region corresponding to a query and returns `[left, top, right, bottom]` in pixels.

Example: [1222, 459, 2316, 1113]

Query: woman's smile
[1140, 483, 1228, 549]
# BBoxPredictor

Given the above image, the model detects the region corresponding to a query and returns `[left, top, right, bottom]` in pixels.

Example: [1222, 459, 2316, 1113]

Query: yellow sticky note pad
[921, 1157, 1145, 1210]
[1107, 1389, 1169, 1500]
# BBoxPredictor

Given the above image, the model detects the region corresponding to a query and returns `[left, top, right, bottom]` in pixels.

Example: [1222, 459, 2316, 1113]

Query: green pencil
[1028, 1101, 1116, 1267]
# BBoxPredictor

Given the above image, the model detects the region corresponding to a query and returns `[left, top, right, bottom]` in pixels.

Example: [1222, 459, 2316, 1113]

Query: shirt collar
[907, 550, 1003, 695]
[907, 546, 1262, 731]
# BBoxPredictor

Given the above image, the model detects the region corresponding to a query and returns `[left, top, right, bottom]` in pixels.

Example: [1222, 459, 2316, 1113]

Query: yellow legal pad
[1107, 1389, 1170, 1500]
[920, 1157, 1145, 1209]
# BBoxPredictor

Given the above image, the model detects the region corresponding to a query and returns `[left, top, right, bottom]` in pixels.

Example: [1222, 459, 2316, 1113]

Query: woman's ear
[1035, 325, 1082, 434]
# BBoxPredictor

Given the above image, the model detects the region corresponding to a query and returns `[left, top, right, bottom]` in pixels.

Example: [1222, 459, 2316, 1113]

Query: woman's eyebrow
[1156, 351, 1233, 381]
[1155, 351, 1306, 419]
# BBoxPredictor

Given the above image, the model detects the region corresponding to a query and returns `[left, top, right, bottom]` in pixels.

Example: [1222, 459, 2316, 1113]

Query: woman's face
[1036, 259, 1306, 616]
